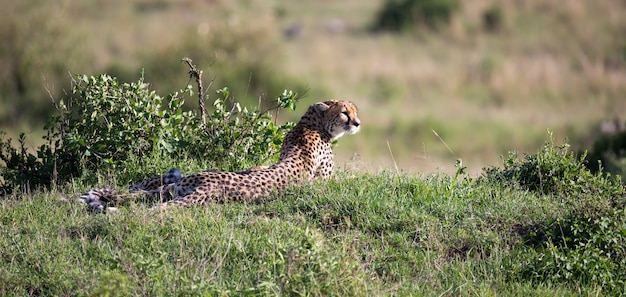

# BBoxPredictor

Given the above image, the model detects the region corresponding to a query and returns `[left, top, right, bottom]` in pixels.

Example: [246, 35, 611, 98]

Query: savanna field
[1, 0, 626, 295]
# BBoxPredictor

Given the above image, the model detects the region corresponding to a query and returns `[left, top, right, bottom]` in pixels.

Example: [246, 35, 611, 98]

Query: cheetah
[79, 100, 360, 211]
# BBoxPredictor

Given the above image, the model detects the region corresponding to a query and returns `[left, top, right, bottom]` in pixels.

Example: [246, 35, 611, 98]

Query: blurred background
[1, 0, 625, 175]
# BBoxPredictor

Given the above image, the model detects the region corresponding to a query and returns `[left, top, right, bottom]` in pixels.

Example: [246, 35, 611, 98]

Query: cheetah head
[314, 100, 361, 140]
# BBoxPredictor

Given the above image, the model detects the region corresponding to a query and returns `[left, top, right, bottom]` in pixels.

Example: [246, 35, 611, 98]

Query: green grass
[2, 153, 623, 296]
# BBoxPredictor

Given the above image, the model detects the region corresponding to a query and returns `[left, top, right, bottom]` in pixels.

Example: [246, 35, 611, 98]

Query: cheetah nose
[353, 121, 360, 127]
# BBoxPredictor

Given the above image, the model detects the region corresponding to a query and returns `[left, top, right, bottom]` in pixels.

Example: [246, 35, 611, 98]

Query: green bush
[371, 0, 460, 32]
[482, 134, 626, 293]
[0, 70, 298, 194]
[481, 136, 623, 199]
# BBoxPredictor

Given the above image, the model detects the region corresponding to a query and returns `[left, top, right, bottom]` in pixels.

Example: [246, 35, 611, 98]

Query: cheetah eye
[341, 111, 349, 117]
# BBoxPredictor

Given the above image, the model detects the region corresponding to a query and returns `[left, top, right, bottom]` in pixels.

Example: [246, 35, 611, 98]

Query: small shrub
[481, 134, 624, 200]
[371, 0, 460, 32]
[64, 73, 194, 165]
[0, 70, 298, 194]
[487, 134, 626, 293]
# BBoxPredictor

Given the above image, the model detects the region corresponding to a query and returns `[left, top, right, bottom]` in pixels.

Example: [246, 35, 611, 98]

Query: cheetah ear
[314, 102, 330, 113]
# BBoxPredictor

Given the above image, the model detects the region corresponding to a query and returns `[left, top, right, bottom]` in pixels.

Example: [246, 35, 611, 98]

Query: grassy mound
[1, 140, 624, 296]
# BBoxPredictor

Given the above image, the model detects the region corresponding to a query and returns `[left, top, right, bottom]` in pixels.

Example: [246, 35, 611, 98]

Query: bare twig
[43, 75, 61, 186]
[43, 75, 57, 108]
[182, 57, 206, 125]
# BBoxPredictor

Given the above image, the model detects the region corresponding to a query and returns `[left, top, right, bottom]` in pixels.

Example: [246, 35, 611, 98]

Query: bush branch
[182, 57, 206, 125]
